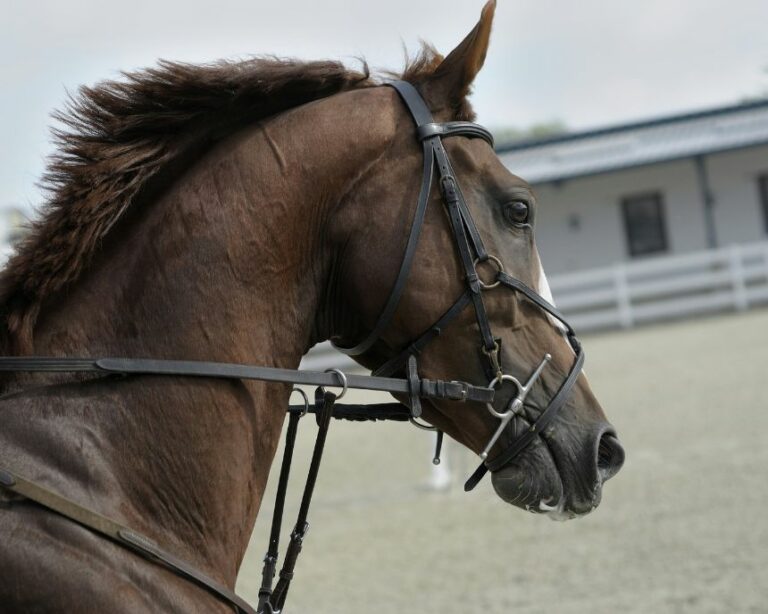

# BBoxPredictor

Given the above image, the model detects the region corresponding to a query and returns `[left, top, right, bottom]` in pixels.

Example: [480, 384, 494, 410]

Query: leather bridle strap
[372, 291, 472, 378]
[417, 121, 496, 144]
[463, 271, 585, 491]
[331, 80, 496, 360]
[0, 357, 494, 405]
[342, 79, 585, 493]
[464, 348, 585, 490]
[260, 389, 336, 613]
[388, 80, 498, 360]
[331, 113, 435, 357]
[257, 410, 300, 613]
[0, 468, 257, 614]
[332, 84, 435, 356]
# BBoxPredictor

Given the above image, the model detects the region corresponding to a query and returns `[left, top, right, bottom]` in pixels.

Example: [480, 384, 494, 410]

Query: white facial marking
[536, 257, 580, 361]
[536, 260, 556, 305]
[536, 259, 567, 334]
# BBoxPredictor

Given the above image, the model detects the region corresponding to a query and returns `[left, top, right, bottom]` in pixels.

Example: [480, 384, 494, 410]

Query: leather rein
[0, 81, 584, 613]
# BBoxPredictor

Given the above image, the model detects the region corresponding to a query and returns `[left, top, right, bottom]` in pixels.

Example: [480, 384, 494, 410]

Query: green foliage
[491, 119, 568, 146]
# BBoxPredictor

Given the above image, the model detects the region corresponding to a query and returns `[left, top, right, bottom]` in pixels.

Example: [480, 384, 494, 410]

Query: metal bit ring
[486, 373, 523, 418]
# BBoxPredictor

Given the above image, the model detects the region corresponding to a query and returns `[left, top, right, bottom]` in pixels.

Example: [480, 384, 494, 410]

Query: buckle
[291, 522, 310, 544]
[449, 381, 469, 402]
[439, 176, 459, 203]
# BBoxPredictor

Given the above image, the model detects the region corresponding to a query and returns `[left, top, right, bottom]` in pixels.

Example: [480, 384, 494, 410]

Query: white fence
[302, 241, 768, 369]
[549, 240, 768, 332]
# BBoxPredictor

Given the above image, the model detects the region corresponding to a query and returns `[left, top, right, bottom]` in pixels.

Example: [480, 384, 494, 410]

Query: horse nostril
[596, 433, 625, 482]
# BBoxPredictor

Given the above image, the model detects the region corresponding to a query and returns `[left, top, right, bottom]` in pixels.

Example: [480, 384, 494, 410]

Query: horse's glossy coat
[0, 2, 622, 611]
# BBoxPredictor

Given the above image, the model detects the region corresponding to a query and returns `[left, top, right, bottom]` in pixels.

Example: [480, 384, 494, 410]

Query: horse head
[331, 0, 624, 518]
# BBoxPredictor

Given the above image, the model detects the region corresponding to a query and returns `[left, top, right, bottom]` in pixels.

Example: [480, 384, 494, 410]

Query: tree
[492, 119, 568, 146]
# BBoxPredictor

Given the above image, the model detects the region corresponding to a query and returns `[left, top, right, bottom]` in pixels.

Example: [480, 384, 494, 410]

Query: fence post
[729, 244, 748, 311]
[614, 263, 633, 328]
[765, 244, 768, 285]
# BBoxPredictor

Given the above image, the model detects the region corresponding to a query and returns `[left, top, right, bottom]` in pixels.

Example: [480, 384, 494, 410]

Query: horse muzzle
[490, 423, 625, 519]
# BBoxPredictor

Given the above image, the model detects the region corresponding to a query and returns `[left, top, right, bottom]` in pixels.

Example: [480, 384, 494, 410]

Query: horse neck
[17, 88, 392, 581]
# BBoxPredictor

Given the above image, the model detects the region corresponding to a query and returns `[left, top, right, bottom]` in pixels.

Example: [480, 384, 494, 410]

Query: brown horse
[0, 2, 623, 611]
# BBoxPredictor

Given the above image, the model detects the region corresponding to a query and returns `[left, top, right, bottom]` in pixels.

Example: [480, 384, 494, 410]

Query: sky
[1, 0, 767, 211]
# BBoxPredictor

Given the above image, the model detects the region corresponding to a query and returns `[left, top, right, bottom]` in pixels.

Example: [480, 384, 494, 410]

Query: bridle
[333, 81, 585, 491]
[0, 81, 584, 613]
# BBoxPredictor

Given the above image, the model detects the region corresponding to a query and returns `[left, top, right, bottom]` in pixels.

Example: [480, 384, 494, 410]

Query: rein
[0, 80, 585, 613]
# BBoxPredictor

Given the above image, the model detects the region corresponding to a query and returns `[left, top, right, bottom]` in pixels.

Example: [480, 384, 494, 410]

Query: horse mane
[0, 45, 465, 352]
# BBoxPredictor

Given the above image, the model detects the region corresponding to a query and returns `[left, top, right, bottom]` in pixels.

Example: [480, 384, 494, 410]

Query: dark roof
[496, 98, 768, 183]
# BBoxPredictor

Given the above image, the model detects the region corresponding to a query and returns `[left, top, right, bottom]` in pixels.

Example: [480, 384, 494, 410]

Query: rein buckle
[448, 381, 469, 402]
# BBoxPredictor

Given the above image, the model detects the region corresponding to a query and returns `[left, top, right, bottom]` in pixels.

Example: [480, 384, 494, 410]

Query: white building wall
[705, 144, 768, 246]
[514, 148, 768, 275]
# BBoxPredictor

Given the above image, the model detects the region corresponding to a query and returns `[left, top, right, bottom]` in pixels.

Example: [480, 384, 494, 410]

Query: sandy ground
[236, 309, 768, 614]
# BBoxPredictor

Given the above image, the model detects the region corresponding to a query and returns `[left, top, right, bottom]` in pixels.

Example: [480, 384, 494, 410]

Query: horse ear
[427, 0, 496, 107]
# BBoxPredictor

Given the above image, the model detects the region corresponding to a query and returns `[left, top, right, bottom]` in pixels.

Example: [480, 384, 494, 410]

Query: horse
[0, 2, 624, 611]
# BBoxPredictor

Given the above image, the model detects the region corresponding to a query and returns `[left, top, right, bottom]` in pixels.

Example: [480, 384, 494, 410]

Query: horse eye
[503, 201, 530, 225]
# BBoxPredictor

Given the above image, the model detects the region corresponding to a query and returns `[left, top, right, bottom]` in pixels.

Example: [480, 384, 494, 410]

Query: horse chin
[489, 441, 598, 521]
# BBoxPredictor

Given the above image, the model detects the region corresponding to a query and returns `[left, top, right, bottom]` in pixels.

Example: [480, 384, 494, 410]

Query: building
[497, 99, 768, 275]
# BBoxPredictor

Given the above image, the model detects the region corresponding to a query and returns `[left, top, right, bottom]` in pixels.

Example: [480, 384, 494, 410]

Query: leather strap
[447, 156, 489, 262]
[417, 122, 494, 145]
[331, 138, 434, 356]
[0, 468, 256, 614]
[0, 357, 495, 405]
[431, 143, 496, 355]
[387, 80, 433, 126]
[355, 80, 586, 492]
[463, 271, 586, 491]
[496, 272, 575, 334]
[331, 81, 434, 356]
[257, 411, 300, 613]
[288, 402, 410, 422]
[333, 80, 496, 360]
[406, 354, 422, 417]
[373, 292, 473, 378]
[269, 390, 335, 612]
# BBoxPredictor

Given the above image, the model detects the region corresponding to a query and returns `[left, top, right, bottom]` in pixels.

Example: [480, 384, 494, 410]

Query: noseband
[0, 81, 584, 613]
[334, 81, 585, 491]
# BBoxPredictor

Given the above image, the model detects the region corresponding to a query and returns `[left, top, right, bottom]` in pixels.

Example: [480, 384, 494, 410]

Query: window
[759, 174, 768, 234]
[621, 192, 669, 257]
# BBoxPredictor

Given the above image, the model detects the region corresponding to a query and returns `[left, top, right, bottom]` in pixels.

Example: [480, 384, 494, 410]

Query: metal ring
[473, 255, 504, 290]
[323, 368, 348, 400]
[485, 373, 522, 418]
[410, 417, 438, 432]
[289, 388, 310, 417]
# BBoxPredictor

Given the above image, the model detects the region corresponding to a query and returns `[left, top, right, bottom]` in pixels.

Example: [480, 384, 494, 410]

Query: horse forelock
[0, 46, 464, 352]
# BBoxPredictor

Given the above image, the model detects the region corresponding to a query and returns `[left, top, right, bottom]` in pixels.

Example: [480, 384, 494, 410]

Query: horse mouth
[489, 427, 608, 520]
[490, 441, 571, 519]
